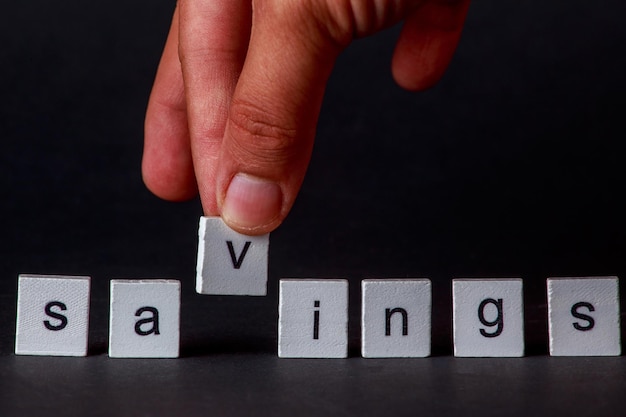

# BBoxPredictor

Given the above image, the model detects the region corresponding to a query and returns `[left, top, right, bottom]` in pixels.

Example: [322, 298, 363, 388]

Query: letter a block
[196, 216, 269, 296]
[547, 277, 621, 356]
[278, 279, 348, 358]
[109, 280, 180, 358]
[15, 274, 91, 356]
[361, 279, 431, 358]
[453, 279, 524, 357]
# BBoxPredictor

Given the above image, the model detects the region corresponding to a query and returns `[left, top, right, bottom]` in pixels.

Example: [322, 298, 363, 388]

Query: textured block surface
[453, 279, 524, 357]
[547, 277, 621, 356]
[196, 216, 269, 296]
[109, 280, 180, 358]
[15, 274, 91, 356]
[361, 279, 431, 358]
[278, 279, 348, 358]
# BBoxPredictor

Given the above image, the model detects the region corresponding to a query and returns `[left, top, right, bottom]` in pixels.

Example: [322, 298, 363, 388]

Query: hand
[142, 0, 471, 235]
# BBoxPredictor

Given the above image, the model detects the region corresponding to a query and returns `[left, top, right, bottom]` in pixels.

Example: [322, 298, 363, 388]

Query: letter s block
[547, 277, 621, 356]
[108, 280, 180, 358]
[15, 274, 91, 356]
[196, 216, 269, 296]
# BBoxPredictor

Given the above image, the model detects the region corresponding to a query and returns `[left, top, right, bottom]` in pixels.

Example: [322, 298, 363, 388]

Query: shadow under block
[15, 274, 91, 356]
[361, 279, 431, 358]
[453, 279, 524, 357]
[108, 280, 181, 358]
[278, 279, 349, 358]
[547, 277, 621, 356]
[196, 216, 269, 296]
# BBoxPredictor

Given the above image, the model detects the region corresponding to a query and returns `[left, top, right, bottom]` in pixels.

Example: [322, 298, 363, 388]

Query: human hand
[142, 0, 471, 235]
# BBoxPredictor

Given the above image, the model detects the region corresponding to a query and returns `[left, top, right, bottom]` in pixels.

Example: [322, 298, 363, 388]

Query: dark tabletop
[2, 0, 626, 415]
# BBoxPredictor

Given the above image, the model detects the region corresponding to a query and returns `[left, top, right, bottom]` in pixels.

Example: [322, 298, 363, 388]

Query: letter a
[134, 306, 160, 336]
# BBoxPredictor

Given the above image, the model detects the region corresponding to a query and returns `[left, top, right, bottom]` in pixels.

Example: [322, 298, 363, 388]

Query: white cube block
[15, 274, 91, 356]
[547, 277, 621, 356]
[453, 279, 525, 357]
[361, 279, 431, 358]
[278, 279, 348, 358]
[196, 216, 269, 296]
[109, 280, 180, 358]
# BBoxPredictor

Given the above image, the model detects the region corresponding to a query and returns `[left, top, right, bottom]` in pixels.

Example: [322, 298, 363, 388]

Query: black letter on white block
[227, 241, 251, 269]
[313, 300, 320, 340]
[571, 302, 595, 331]
[478, 298, 504, 338]
[385, 308, 408, 336]
[44, 301, 68, 331]
[135, 307, 160, 336]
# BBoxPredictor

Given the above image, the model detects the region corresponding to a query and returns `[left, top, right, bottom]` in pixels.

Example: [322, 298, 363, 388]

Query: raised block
[15, 274, 91, 356]
[109, 280, 180, 358]
[196, 216, 269, 296]
[453, 278, 524, 357]
[278, 279, 348, 358]
[547, 277, 621, 356]
[361, 279, 431, 358]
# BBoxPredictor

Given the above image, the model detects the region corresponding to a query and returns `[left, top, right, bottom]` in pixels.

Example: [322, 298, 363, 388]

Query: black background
[2, 0, 626, 415]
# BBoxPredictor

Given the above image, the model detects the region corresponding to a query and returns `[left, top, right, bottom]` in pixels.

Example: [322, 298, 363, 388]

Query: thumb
[214, 2, 343, 235]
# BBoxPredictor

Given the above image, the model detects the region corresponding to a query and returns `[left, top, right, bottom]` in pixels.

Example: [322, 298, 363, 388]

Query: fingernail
[222, 174, 282, 233]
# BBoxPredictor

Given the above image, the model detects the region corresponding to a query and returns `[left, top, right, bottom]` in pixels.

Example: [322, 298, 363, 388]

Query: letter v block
[361, 279, 432, 358]
[15, 274, 91, 356]
[278, 279, 349, 358]
[109, 280, 180, 358]
[453, 279, 524, 357]
[196, 216, 269, 296]
[547, 277, 621, 356]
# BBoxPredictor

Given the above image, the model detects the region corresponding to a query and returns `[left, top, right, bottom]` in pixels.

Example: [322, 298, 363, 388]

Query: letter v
[227, 241, 251, 269]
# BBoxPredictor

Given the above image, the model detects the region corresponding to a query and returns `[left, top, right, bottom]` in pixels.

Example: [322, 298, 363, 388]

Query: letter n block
[547, 277, 621, 356]
[453, 279, 524, 357]
[196, 216, 269, 296]
[361, 279, 431, 358]
[15, 274, 91, 356]
[278, 279, 348, 358]
[108, 280, 180, 358]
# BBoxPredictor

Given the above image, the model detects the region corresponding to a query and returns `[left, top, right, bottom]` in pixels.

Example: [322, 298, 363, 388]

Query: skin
[143, 0, 471, 235]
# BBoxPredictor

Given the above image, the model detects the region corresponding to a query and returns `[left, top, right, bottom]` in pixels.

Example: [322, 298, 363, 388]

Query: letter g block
[453, 278, 524, 357]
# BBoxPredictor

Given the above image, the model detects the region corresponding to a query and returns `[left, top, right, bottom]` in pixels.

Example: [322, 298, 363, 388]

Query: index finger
[178, 0, 252, 215]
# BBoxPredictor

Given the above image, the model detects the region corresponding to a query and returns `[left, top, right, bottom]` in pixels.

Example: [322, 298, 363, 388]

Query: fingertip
[144, 80, 198, 202]
[142, 177, 198, 202]
[392, 58, 447, 92]
[391, 0, 470, 92]
[142, 143, 199, 202]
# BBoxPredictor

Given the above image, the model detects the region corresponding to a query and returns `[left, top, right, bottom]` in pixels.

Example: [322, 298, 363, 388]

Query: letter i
[313, 300, 320, 340]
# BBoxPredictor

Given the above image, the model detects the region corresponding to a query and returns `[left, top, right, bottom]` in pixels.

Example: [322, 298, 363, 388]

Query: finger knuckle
[228, 99, 300, 165]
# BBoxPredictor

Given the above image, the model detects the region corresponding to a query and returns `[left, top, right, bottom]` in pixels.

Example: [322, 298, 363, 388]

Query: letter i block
[196, 216, 269, 296]
[547, 277, 621, 356]
[15, 274, 91, 356]
[109, 280, 180, 358]
[361, 279, 432, 358]
[453, 279, 524, 357]
[278, 279, 349, 358]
